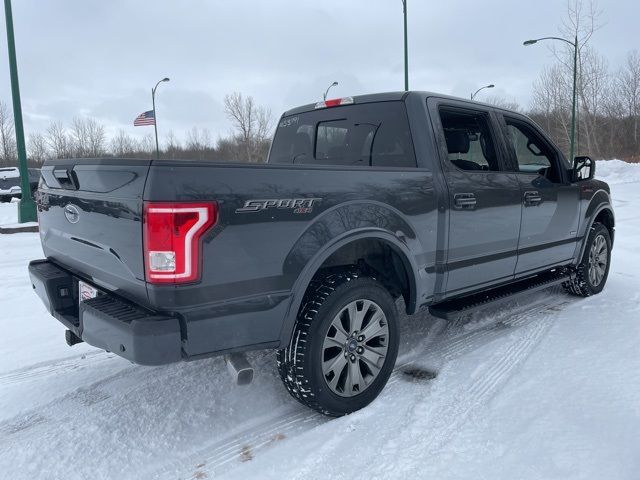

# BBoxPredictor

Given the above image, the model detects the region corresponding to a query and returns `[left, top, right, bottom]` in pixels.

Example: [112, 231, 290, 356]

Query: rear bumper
[28, 259, 182, 365]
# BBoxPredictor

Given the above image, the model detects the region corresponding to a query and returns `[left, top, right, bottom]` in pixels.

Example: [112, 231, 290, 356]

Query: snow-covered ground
[0, 160, 639, 480]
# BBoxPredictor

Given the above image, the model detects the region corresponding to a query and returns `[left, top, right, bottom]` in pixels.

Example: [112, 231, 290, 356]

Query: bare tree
[577, 47, 609, 156]
[138, 134, 155, 155]
[223, 92, 274, 162]
[485, 95, 521, 112]
[70, 117, 106, 157]
[86, 118, 106, 157]
[185, 127, 213, 160]
[617, 50, 640, 146]
[27, 132, 49, 165]
[164, 130, 182, 159]
[46, 121, 70, 159]
[530, 0, 603, 157]
[0, 101, 17, 165]
[111, 129, 137, 157]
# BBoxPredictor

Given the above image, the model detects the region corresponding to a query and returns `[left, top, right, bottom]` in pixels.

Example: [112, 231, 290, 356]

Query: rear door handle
[454, 193, 477, 210]
[523, 190, 542, 206]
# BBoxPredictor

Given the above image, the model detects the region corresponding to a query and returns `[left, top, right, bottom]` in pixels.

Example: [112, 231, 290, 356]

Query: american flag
[133, 110, 155, 126]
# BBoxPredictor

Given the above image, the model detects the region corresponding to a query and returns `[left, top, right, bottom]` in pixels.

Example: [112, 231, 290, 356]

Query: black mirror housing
[572, 156, 596, 182]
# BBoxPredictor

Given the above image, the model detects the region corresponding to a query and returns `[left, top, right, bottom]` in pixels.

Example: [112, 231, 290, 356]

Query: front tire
[564, 222, 612, 297]
[277, 269, 399, 417]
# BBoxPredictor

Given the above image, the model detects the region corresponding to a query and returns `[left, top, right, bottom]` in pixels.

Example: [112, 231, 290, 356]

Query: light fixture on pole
[323, 81, 338, 101]
[471, 84, 495, 100]
[152, 77, 170, 160]
[524, 36, 578, 161]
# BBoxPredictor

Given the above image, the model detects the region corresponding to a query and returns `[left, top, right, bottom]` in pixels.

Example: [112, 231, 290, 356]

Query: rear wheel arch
[278, 231, 419, 347]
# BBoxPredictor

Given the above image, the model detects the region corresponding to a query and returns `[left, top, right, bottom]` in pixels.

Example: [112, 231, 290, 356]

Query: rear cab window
[269, 101, 417, 168]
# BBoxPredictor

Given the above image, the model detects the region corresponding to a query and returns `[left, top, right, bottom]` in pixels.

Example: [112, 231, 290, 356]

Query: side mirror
[571, 156, 595, 182]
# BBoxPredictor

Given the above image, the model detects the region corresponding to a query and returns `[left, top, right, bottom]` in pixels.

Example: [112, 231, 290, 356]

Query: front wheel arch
[576, 205, 615, 264]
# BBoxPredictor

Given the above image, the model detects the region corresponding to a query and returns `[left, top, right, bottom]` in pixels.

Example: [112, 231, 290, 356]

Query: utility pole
[402, 0, 408, 91]
[3, 0, 36, 222]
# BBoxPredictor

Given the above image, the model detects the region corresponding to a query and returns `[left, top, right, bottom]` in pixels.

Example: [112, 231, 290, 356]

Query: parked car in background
[0, 167, 21, 202]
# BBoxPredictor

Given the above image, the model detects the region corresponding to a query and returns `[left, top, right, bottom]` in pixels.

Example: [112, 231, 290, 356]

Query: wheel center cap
[346, 338, 358, 353]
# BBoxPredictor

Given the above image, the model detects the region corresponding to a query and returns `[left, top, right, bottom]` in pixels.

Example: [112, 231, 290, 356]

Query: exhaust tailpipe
[224, 353, 254, 386]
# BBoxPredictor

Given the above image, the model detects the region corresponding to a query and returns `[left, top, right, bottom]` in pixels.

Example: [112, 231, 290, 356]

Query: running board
[428, 269, 573, 320]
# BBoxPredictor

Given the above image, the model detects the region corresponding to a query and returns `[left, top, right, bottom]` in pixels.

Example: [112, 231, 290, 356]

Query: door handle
[523, 190, 542, 206]
[454, 193, 477, 210]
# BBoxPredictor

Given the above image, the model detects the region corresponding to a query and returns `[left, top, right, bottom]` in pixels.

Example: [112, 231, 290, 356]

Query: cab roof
[281, 90, 515, 117]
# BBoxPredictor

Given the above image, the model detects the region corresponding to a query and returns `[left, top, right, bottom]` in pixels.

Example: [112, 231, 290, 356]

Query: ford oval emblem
[64, 204, 80, 224]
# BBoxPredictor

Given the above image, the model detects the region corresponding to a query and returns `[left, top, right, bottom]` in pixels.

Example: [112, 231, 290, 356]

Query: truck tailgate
[37, 159, 151, 305]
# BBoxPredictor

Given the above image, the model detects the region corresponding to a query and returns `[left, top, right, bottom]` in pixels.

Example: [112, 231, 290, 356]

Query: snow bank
[0, 200, 18, 226]
[596, 159, 640, 185]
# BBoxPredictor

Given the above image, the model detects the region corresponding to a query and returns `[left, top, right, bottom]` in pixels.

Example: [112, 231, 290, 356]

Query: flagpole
[151, 77, 169, 161]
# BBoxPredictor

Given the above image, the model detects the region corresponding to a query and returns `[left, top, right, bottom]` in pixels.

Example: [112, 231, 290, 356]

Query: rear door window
[270, 101, 417, 168]
[438, 108, 503, 172]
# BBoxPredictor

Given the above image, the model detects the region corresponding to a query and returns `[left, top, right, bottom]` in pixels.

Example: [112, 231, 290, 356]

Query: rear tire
[277, 268, 399, 417]
[564, 222, 611, 297]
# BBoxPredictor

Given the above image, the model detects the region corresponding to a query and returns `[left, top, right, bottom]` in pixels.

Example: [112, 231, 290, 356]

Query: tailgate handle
[53, 169, 79, 190]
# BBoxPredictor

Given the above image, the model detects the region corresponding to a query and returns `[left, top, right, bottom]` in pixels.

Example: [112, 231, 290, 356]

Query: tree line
[0, 92, 274, 167]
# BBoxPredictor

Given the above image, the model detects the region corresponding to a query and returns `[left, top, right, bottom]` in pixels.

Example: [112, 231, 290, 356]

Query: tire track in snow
[399, 301, 568, 456]
[150, 293, 569, 480]
[0, 351, 115, 386]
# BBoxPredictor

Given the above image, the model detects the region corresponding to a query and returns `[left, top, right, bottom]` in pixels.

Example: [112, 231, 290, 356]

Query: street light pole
[524, 36, 578, 162]
[323, 81, 338, 101]
[3, 0, 36, 223]
[471, 84, 495, 100]
[402, 0, 408, 91]
[570, 35, 578, 163]
[151, 77, 170, 161]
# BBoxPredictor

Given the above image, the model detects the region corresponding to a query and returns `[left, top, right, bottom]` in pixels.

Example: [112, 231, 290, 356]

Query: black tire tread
[276, 267, 362, 416]
[563, 222, 610, 297]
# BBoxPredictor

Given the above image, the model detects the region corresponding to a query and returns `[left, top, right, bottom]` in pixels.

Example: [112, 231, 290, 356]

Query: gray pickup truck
[29, 91, 614, 416]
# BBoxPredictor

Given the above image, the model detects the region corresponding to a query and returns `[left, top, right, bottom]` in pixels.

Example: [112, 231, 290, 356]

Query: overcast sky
[0, 0, 637, 143]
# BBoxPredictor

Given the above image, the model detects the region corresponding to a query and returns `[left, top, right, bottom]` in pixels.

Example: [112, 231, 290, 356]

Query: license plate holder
[79, 280, 100, 306]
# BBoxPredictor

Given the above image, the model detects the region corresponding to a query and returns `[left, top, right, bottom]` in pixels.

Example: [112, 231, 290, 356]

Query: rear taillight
[143, 202, 217, 284]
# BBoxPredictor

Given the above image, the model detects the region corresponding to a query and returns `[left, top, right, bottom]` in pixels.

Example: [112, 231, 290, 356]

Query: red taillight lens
[314, 96, 355, 109]
[143, 202, 217, 284]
